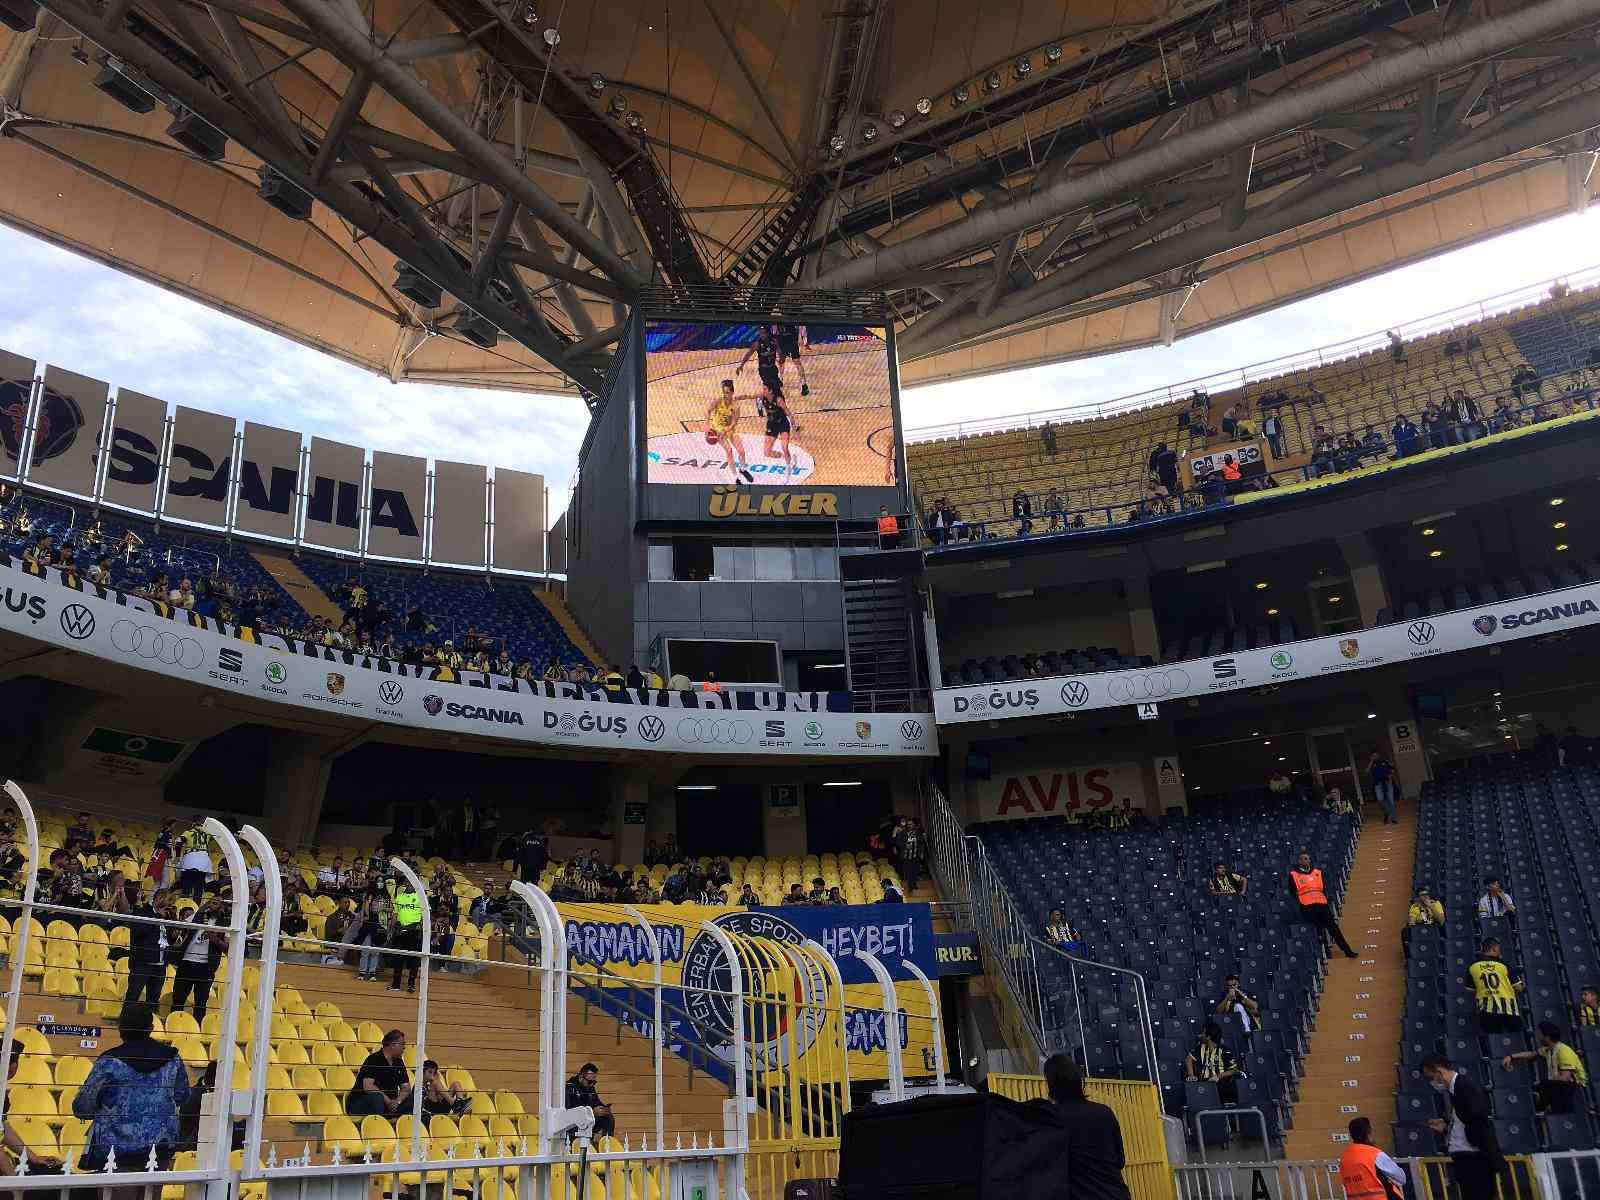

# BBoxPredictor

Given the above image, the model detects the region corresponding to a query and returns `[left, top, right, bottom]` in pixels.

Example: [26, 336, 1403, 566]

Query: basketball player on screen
[761, 384, 796, 477]
[736, 326, 787, 407]
[775, 323, 810, 396]
[705, 379, 754, 484]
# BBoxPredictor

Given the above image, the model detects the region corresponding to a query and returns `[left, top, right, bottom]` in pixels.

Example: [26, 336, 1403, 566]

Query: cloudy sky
[2, 206, 1599, 515]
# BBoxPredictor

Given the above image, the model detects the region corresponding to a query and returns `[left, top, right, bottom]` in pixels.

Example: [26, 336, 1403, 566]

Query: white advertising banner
[432, 460, 487, 566]
[100, 389, 167, 513]
[935, 584, 1600, 726]
[27, 365, 108, 498]
[367, 451, 427, 560]
[234, 422, 302, 540]
[0, 557, 937, 759]
[970, 762, 1146, 822]
[0, 348, 36, 481]
[161, 406, 236, 526]
[303, 437, 365, 553]
[491, 467, 546, 573]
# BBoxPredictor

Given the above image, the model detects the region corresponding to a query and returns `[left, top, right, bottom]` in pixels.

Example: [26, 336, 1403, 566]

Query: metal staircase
[842, 575, 919, 707]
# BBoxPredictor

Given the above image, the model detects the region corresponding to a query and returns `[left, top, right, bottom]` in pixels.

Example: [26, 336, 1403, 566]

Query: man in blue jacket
[73, 1003, 191, 1171]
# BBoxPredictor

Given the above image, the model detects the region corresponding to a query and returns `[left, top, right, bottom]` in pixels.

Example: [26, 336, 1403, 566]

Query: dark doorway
[805, 781, 892, 854]
[676, 785, 763, 857]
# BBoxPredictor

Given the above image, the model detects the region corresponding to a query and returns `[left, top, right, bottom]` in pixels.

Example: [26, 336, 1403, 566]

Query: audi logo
[1060, 680, 1090, 708]
[378, 681, 404, 705]
[59, 603, 95, 641]
[1105, 668, 1190, 703]
[1408, 621, 1436, 646]
[639, 716, 666, 742]
[110, 619, 204, 670]
[675, 718, 754, 745]
[900, 720, 924, 740]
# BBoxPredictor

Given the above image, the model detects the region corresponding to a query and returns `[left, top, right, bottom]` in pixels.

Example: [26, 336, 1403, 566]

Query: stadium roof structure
[1, 0, 1599, 403]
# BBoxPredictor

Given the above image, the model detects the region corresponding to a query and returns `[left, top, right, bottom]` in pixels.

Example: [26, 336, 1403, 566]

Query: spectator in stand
[1208, 862, 1248, 896]
[1501, 1021, 1586, 1113]
[317, 857, 348, 896]
[322, 897, 358, 965]
[827, 886, 846, 905]
[176, 834, 212, 903]
[782, 883, 806, 906]
[876, 506, 900, 549]
[1268, 767, 1295, 800]
[1151, 443, 1180, 499]
[65, 811, 95, 854]
[1468, 937, 1524, 1034]
[1559, 726, 1590, 767]
[1488, 396, 1518, 434]
[738, 882, 759, 906]
[1215, 973, 1261, 1035]
[1452, 390, 1483, 443]
[170, 894, 227, 1022]
[1261, 410, 1285, 459]
[73, 1002, 191, 1171]
[1045, 910, 1084, 955]
[0, 830, 24, 894]
[352, 886, 391, 982]
[1044, 488, 1063, 532]
[1310, 427, 1336, 477]
[1012, 490, 1033, 536]
[1577, 986, 1600, 1027]
[124, 890, 174, 1007]
[419, 1061, 471, 1125]
[1477, 877, 1516, 919]
[1185, 1020, 1241, 1104]
[1369, 751, 1399, 824]
[1403, 886, 1446, 958]
[892, 818, 926, 890]
[1422, 401, 1448, 449]
[625, 664, 644, 689]
[1289, 850, 1358, 958]
[1420, 1054, 1505, 1200]
[347, 1030, 413, 1117]
[880, 878, 905, 904]
[516, 831, 549, 885]
[564, 1063, 614, 1140]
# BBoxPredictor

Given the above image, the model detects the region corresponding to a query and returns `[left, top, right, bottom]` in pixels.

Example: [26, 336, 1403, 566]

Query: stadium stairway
[1283, 803, 1417, 1157]
[248, 551, 345, 625]
[534, 591, 606, 670]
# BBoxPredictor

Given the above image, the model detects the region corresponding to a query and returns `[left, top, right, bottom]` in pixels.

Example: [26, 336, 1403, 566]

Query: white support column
[237, 825, 282, 1178]
[850, 948, 904, 1100]
[389, 857, 432, 1165]
[900, 958, 946, 1092]
[619, 904, 664, 1149]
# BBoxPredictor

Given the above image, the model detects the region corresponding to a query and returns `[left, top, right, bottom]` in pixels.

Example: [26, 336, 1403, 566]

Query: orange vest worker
[1291, 867, 1327, 907]
[1338, 1143, 1389, 1200]
[877, 512, 899, 537]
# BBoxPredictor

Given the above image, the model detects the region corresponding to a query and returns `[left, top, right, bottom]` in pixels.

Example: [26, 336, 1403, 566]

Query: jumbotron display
[644, 321, 897, 487]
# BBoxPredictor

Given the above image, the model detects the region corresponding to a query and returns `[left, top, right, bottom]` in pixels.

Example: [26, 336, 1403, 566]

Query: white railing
[0, 778, 945, 1199]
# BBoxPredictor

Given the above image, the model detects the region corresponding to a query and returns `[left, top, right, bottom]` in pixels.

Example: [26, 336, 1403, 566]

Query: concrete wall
[635, 580, 844, 669]
[938, 581, 1136, 666]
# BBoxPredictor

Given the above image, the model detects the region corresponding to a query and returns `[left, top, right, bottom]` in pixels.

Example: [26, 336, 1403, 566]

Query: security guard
[1289, 850, 1358, 958]
[388, 884, 425, 994]
[1338, 1117, 1406, 1200]
[1467, 937, 1525, 1034]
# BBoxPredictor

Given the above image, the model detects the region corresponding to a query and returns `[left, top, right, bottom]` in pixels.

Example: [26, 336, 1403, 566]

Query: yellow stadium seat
[56, 1115, 89, 1154]
[267, 1090, 305, 1118]
[44, 919, 76, 945]
[8, 1087, 56, 1125]
[446, 1067, 477, 1092]
[458, 1114, 491, 1156]
[307, 1090, 344, 1120]
[265, 1065, 293, 1092]
[270, 1015, 299, 1041]
[274, 1040, 310, 1066]
[13, 1027, 49, 1055]
[14, 1117, 58, 1161]
[342, 1043, 368, 1068]
[313, 1000, 342, 1021]
[9, 1057, 51, 1086]
[325, 1066, 356, 1094]
[327, 1020, 357, 1044]
[487, 1115, 519, 1145]
[291, 1065, 325, 1093]
[493, 1090, 524, 1116]
[360, 1113, 399, 1159]
[312, 1042, 344, 1068]
[52, 1056, 91, 1090]
[356, 1020, 383, 1044]
[166, 1011, 201, 1037]
[322, 1114, 364, 1159]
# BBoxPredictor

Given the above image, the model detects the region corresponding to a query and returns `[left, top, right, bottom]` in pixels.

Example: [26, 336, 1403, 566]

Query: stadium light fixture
[676, 784, 716, 791]
[1429, 549, 1443, 558]
[915, 97, 933, 117]
[1551, 497, 1566, 506]
[1254, 581, 1268, 590]
[983, 70, 1002, 93]
[92, 61, 156, 114]
[1045, 43, 1064, 65]
[1014, 57, 1032, 80]
[1328, 595, 1342, 603]
[608, 94, 627, 116]
[951, 85, 970, 107]
[626, 111, 646, 133]
[257, 166, 312, 220]
[887, 109, 907, 129]
[1493, 691, 1503, 697]
[823, 781, 863, 787]
[166, 111, 227, 162]
[1557, 543, 1570, 551]
[1554, 521, 1568, 529]
[448, 309, 498, 349]
[1277, 756, 1286, 762]
[860, 122, 878, 143]
[1366, 712, 1377, 719]
[1263, 740, 1272, 746]
[1421, 527, 1436, 536]
[394, 264, 442, 308]
[1266, 607, 1279, 616]
[542, 27, 560, 47]
[588, 73, 606, 94]
[828, 133, 846, 156]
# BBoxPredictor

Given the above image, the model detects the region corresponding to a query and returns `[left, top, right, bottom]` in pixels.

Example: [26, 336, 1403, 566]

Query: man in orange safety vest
[1339, 1118, 1406, 1200]
[1289, 850, 1359, 958]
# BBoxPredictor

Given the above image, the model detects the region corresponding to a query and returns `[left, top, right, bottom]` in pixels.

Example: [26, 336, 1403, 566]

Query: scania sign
[444, 701, 525, 725]
[1497, 598, 1599, 629]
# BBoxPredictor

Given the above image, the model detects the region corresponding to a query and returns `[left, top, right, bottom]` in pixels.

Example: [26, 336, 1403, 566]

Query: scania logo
[59, 603, 96, 641]
[1060, 680, 1090, 708]
[1472, 614, 1498, 636]
[1408, 621, 1436, 646]
[639, 715, 666, 742]
[110, 619, 203, 669]
[423, 694, 444, 716]
[378, 680, 404, 705]
[676, 717, 753, 745]
[900, 720, 924, 740]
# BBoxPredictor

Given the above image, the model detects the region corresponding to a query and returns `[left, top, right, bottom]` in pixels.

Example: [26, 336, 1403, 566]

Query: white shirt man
[179, 847, 213, 876]
[182, 925, 213, 965]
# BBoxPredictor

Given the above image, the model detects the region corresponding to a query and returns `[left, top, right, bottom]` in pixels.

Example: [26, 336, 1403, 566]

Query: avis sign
[972, 762, 1146, 822]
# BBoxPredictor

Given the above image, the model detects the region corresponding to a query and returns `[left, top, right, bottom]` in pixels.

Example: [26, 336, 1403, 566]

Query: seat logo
[1407, 621, 1435, 646]
[1060, 680, 1090, 708]
[378, 680, 403, 705]
[110, 619, 203, 668]
[639, 715, 666, 742]
[60, 603, 96, 641]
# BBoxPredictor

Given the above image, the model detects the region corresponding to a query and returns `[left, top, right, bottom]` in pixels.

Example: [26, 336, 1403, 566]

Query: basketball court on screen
[645, 332, 897, 487]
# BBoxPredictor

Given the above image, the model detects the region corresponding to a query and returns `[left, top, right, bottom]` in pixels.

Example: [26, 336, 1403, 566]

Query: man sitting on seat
[1185, 1021, 1242, 1105]
[347, 1030, 412, 1118]
[1208, 862, 1248, 896]
[1501, 1021, 1587, 1113]
[564, 1063, 614, 1139]
[1477, 877, 1517, 919]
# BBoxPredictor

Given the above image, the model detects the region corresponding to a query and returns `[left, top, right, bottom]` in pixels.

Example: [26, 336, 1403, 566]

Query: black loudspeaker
[837, 1092, 1071, 1200]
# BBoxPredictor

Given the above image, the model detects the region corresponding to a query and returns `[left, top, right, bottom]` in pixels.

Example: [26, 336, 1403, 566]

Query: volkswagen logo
[1408, 620, 1436, 646]
[900, 720, 924, 740]
[639, 715, 666, 742]
[1060, 680, 1090, 708]
[378, 680, 404, 705]
[59, 603, 96, 641]
[109, 619, 203, 669]
[676, 717, 753, 745]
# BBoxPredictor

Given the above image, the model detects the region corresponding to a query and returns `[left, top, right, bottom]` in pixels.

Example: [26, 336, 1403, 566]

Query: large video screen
[644, 321, 897, 486]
